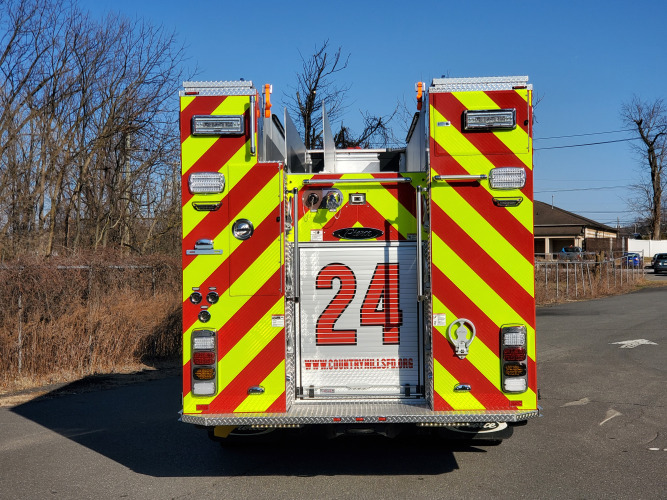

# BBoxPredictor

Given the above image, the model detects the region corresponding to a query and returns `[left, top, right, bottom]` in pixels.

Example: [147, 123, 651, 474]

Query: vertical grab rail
[249, 95, 256, 156]
[292, 188, 300, 300]
[416, 186, 424, 301]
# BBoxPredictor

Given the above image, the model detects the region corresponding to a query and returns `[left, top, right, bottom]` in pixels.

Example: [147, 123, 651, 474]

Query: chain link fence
[534, 253, 645, 304]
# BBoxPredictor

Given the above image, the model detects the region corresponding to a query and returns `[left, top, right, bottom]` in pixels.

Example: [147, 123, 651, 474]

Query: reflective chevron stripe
[429, 86, 536, 412]
[285, 173, 420, 243]
[181, 93, 285, 415]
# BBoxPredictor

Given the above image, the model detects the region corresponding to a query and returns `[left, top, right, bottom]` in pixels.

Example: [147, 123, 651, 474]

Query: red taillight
[500, 325, 529, 393]
[191, 329, 217, 396]
[193, 351, 215, 365]
[503, 347, 527, 361]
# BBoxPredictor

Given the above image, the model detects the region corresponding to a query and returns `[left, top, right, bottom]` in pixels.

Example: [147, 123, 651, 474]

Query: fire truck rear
[179, 76, 538, 443]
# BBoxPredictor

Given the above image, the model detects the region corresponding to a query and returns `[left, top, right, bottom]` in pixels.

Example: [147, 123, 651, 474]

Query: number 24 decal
[315, 263, 402, 346]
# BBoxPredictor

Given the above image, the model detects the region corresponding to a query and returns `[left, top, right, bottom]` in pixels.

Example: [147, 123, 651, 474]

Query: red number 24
[315, 263, 402, 346]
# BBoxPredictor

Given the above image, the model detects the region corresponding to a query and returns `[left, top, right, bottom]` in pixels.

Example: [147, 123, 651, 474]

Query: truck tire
[437, 422, 514, 445]
[208, 426, 278, 446]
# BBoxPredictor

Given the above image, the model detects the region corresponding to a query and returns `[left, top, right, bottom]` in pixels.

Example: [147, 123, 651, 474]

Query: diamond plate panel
[182, 401, 539, 426]
[181, 81, 256, 96]
[430, 76, 531, 93]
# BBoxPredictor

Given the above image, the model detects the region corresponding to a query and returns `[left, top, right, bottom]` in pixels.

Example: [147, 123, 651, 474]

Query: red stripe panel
[431, 93, 533, 199]
[181, 109, 250, 208]
[314, 202, 404, 241]
[182, 257, 229, 326]
[183, 359, 191, 398]
[431, 266, 536, 401]
[180, 96, 227, 144]
[182, 207, 281, 334]
[183, 160, 277, 269]
[431, 157, 534, 262]
[431, 203, 535, 327]
[433, 390, 454, 411]
[396, 182, 417, 217]
[433, 329, 512, 410]
[208, 330, 285, 413]
[265, 396, 287, 413]
[229, 205, 281, 285]
[485, 91, 530, 135]
[217, 269, 283, 359]
[431, 266, 502, 348]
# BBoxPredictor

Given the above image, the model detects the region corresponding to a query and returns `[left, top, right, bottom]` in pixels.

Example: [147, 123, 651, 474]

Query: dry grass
[0, 254, 659, 396]
[0, 254, 181, 394]
[535, 261, 649, 305]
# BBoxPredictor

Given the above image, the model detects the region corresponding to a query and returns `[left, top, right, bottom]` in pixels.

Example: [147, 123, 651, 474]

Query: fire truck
[179, 75, 538, 443]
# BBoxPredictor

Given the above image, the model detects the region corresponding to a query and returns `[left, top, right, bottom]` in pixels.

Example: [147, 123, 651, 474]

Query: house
[533, 200, 619, 255]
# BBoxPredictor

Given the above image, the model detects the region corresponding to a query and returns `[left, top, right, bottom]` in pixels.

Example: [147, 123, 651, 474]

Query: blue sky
[85, 0, 666, 228]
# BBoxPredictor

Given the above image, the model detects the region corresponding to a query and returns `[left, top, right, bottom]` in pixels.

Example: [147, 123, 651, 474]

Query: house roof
[534, 200, 617, 235]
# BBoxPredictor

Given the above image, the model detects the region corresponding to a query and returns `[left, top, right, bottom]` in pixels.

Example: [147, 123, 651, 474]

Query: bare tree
[284, 40, 350, 149]
[334, 110, 397, 149]
[622, 97, 667, 239]
[284, 40, 397, 150]
[0, 0, 187, 258]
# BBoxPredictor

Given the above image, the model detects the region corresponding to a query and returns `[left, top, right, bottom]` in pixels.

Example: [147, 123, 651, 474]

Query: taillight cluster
[500, 325, 528, 393]
[191, 329, 217, 396]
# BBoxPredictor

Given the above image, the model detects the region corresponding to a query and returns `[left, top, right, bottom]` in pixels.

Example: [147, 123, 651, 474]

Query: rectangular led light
[502, 326, 527, 347]
[489, 167, 526, 190]
[193, 351, 216, 365]
[192, 115, 244, 135]
[192, 335, 215, 351]
[193, 367, 216, 380]
[503, 378, 527, 392]
[188, 172, 225, 194]
[463, 109, 516, 130]
[503, 347, 527, 361]
[192, 381, 216, 396]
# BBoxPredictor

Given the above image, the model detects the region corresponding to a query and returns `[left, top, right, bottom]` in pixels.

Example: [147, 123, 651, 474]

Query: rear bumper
[181, 402, 540, 426]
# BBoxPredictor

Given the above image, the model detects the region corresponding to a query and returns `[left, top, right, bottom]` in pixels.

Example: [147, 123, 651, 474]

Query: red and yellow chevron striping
[181, 94, 285, 415]
[429, 87, 536, 412]
[286, 173, 420, 243]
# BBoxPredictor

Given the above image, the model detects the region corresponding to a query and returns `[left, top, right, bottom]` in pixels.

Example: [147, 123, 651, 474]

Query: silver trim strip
[416, 186, 424, 300]
[303, 178, 412, 186]
[181, 406, 540, 426]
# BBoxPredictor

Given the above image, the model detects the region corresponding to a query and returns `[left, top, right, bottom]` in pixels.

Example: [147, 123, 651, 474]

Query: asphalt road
[1, 287, 665, 499]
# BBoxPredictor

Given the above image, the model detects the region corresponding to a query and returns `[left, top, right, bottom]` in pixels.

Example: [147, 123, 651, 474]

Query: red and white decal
[299, 243, 420, 397]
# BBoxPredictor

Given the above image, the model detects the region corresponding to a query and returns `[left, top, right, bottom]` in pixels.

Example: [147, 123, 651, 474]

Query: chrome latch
[186, 239, 223, 256]
[247, 386, 265, 395]
[447, 318, 476, 359]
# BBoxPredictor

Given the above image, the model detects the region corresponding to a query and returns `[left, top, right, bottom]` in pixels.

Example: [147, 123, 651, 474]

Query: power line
[535, 185, 628, 193]
[574, 210, 636, 214]
[534, 137, 639, 150]
[537, 179, 630, 183]
[534, 128, 635, 140]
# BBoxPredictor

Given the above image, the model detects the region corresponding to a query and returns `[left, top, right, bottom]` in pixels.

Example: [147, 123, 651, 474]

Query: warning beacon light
[489, 167, 526, 190]
[192, 115, 244, 135]
[188, 172, 225, 195]
[463, 109, 516, 130]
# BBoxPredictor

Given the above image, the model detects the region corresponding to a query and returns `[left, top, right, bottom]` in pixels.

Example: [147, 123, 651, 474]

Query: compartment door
[298, 243, 420, 398]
